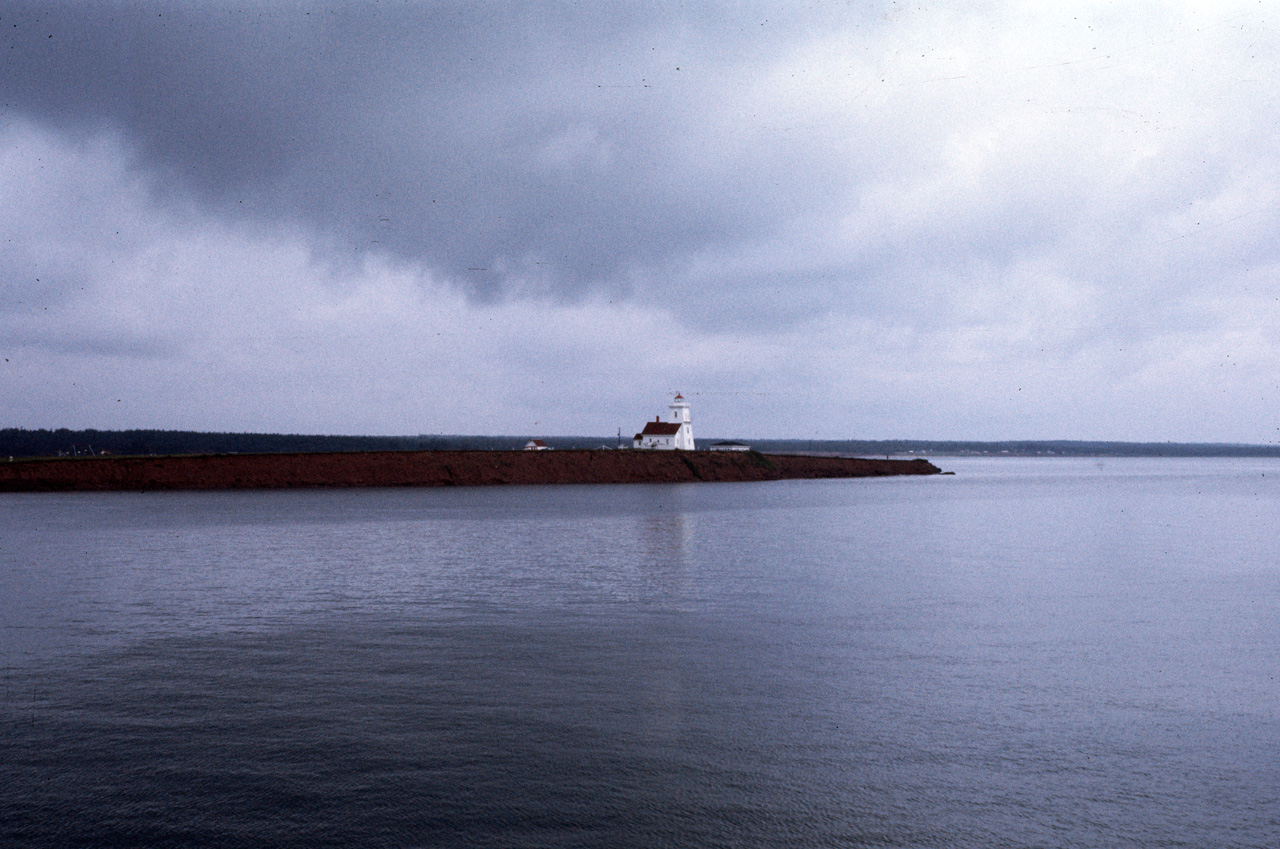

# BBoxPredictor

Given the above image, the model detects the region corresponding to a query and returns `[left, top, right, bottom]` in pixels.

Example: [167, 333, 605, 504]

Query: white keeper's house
[633, 394, 695, 450]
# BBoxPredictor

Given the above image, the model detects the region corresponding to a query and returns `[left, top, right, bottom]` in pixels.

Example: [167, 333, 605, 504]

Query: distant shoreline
[0, 449, 942, 492]
[3, 429, 1277, 460]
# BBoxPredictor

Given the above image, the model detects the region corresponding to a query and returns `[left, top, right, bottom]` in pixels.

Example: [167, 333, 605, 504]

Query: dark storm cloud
[7, 1, 1280, 440]
[0, 1, 872, 307]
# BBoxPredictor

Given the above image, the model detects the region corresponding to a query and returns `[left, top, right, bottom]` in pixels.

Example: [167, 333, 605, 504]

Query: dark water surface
[3, 458, 1279, 847]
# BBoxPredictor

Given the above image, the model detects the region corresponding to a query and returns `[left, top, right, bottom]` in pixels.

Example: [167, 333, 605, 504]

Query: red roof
[639, 421, 682, 436]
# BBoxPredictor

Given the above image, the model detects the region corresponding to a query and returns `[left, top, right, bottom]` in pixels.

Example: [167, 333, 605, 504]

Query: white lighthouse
[668, 393, 694, 450]
[633, 393, 695, 450]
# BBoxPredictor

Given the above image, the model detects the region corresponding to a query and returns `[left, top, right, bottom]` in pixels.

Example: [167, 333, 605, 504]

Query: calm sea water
[2, 458, 1279, 847]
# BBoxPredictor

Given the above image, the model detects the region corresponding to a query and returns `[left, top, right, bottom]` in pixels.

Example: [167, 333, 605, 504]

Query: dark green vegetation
[2, 429, 1279, 460]
[744, 439, 1280, 458]
[0, 429, 619, 459]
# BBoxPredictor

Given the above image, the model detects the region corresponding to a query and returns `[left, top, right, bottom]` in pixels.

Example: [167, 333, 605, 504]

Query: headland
[0, 449, 940, 492]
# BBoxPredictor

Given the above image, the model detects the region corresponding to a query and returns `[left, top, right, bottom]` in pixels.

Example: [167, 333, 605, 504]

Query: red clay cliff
[0, 449, 940, 492]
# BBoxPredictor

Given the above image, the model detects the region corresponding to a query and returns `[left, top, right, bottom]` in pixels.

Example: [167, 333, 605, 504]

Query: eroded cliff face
[0, 450, 941, 492]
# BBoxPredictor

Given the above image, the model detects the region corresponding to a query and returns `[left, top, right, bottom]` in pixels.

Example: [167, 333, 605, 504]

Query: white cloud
[0, 121, 784, 435]
[5, 3, 1280, 442]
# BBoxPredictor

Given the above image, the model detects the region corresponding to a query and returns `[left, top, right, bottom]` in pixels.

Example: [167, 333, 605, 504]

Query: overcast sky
[3, 1, 1279, 441]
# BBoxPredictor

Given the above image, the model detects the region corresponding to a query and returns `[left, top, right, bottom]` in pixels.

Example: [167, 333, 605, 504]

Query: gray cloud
[3, 1, 1280, 440]
[0, 2, 921, 317]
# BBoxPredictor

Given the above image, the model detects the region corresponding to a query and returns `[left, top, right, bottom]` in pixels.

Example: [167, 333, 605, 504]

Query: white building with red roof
[633, 394, 694, 450]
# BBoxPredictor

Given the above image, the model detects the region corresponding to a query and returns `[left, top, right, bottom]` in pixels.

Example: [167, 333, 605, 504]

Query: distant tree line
[743, 439, 1280, 457]
[0, 429, 621, 459]
[3, 429, 1279, 460]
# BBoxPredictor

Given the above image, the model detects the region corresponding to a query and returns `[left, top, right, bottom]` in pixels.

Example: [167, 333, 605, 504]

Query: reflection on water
[3, 463, 1280, 848]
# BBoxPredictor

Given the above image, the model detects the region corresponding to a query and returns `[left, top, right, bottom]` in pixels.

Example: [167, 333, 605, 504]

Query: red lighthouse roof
[639, 421, 683, 436]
